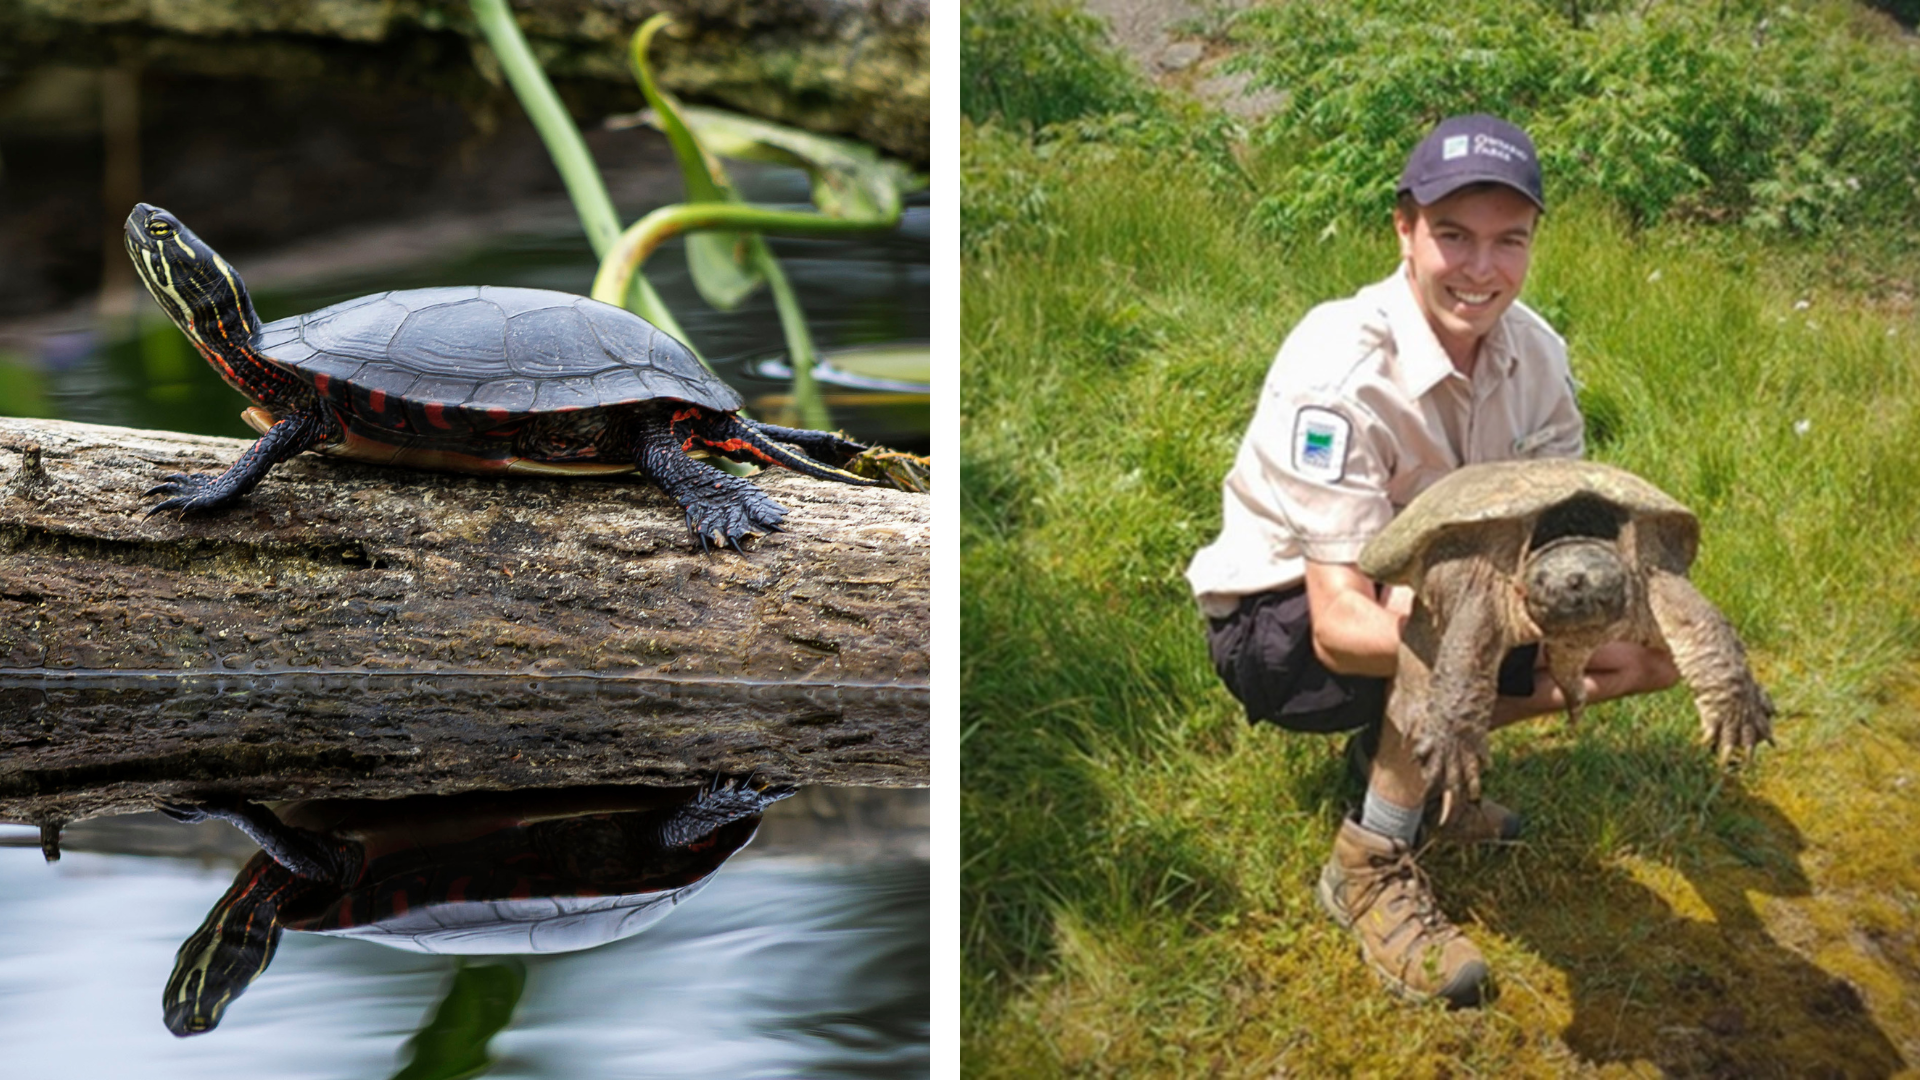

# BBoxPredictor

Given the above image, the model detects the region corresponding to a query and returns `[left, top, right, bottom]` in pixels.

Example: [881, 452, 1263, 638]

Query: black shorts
[1204, 585, 1538, 734]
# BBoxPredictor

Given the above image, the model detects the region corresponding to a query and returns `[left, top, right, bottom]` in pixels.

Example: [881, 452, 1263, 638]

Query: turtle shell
[250, 286, 740, 455]
[284, 812, 762, 955]
[262, 789, 764, 955]
[1358, 459, 1699, 585]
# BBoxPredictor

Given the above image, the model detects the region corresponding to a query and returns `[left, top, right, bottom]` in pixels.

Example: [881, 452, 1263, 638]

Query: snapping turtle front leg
[1396, 559, 1510, 824]
[635, 412, 788, 551]
[145, 408, 327, 516]
[1645, 570, 1776, 763]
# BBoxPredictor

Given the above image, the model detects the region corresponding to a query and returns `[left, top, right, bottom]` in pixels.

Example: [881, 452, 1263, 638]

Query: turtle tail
[671, 407, 883, 487]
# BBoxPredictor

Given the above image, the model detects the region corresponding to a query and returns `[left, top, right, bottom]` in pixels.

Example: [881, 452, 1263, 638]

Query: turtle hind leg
[673, 408, 883, 488]
[146, 408, 328, 516]
[637, 413, 788, 551]
[742, 419, 869, 467]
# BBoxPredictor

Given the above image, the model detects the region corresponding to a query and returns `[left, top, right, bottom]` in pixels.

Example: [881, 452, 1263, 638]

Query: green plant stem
[470, 0, 619, 254]
[590, 202, 884, 363]
[468, 0, 690, 346]
[752, 238, 830, 430]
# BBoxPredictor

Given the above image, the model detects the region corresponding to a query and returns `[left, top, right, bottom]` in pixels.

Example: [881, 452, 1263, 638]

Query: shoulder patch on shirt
[1292, 407, 1351, 482]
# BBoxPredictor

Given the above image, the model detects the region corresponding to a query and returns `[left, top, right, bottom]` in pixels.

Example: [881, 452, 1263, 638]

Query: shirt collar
[1376, 266, 1520, 395]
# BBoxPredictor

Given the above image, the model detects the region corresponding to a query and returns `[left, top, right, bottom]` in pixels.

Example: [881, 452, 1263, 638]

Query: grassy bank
[960, 6, 1920, 1066]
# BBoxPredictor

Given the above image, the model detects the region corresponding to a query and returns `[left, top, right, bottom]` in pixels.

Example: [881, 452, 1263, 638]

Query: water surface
[0, 793, 927, 1079]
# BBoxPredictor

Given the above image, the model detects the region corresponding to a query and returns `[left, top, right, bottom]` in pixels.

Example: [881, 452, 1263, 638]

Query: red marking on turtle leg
[702, 436, 779, 465]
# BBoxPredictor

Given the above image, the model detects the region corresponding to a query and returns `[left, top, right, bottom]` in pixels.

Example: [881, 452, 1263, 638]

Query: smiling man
[1186, 114, 1677, 1007]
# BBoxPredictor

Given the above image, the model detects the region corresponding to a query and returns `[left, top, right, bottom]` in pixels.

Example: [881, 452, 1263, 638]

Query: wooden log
[0, 416, 930, 826]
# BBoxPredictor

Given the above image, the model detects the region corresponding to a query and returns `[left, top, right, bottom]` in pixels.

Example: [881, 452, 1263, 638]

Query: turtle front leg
[1397, 558, 1511, 824]
[1645, 570, 1776, 764]
[159, 797, 356, 883]
[635, 412, 788, 551]
[146, 408, 328, 516]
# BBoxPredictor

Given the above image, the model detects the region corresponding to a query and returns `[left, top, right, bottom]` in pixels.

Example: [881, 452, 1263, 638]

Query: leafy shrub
[961, 121, 1060, 256]
[1227, 0, 1920, 243]
[961, 0, 1155, 127]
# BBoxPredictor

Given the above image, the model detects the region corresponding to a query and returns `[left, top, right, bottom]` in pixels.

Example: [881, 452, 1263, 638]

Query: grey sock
[1360, 788, 1424, 846]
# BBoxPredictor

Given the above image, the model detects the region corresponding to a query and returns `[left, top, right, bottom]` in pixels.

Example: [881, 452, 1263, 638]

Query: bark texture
[0, 415, 929, 824]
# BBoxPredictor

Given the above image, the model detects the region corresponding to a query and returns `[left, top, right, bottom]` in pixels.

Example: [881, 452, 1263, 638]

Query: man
[1185, 114, 1678, 1007]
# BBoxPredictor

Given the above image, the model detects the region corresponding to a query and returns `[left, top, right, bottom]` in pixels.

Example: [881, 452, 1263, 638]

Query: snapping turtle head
[1522, 536, 1630, 636]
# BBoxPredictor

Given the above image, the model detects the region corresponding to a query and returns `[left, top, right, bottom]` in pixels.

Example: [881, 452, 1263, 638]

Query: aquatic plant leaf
[825, 344, 931, 386]
[642, 105, 926, 222]
[390, 959, 526, 1080]
[630, 15, 761, 311]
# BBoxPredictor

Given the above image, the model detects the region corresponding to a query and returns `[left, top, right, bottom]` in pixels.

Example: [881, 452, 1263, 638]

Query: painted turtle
[158, 776, 792, 1036]
[122, 203, 881, 550]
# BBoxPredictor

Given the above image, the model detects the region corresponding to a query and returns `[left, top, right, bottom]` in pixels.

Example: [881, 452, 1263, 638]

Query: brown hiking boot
[1345, 728, 1523, 845]
[1316, 817, 1491, 1008]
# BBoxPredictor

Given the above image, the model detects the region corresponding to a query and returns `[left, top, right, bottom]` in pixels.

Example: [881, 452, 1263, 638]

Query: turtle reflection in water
[123, 203, 884, 551]
[158, 777, 792, 1037]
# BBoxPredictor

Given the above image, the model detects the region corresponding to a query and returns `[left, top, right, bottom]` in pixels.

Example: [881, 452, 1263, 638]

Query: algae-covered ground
[961, 1, 1920, 1073]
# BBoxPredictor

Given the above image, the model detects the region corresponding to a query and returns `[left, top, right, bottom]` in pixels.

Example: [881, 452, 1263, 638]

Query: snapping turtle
[1358, 459, 1775, 818]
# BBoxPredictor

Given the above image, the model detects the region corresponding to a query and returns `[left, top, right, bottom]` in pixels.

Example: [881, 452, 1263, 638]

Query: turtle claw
[158, 800, 211, 824]
[681, 492, 788, 554]
[1701, 679, 1776, 768]
[144, 473, 230, 517]
[159, 794, 245, 823]
[1413, 723, 1488, 821]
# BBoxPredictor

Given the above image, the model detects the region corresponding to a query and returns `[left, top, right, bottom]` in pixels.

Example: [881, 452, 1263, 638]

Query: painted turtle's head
[162, 852, 290, 1037]
[124, 203, 261, 358]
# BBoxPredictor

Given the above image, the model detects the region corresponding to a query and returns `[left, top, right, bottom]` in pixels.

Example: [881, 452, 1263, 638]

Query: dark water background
[0, 53, 930, 452]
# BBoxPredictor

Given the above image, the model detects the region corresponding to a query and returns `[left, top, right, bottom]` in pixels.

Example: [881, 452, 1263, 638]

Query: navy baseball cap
[1398, 114, 1545, 211]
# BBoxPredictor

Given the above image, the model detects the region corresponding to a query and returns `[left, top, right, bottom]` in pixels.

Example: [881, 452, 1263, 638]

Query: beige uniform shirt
[1186, 268, 1584, 618]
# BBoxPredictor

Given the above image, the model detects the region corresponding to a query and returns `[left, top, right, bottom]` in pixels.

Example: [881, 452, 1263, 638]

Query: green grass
[961, 117, 1920, 1074]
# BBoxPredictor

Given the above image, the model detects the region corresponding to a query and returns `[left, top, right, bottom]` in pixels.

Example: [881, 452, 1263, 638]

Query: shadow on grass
[961, 571, 1250, 1029]
[1450, 739, 1906, 1076]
